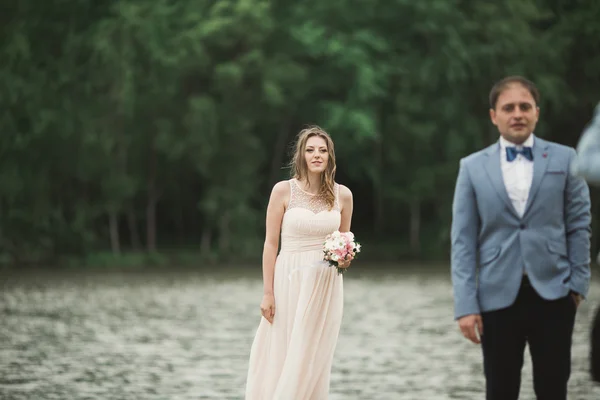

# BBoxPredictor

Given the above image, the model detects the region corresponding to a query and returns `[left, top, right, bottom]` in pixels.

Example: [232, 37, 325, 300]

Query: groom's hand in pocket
[458, 314, 483, 344]
[570, 291, 582, 309]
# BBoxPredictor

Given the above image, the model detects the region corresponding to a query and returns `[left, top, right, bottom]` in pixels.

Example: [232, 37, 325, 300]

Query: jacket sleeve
[451, 158, 481, 319]
[565, 148, 592, 297]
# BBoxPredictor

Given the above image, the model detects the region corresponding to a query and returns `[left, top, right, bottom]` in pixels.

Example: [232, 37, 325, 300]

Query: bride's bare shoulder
[269, 180, 292, 203]
[337, 183, 352, 199]
[272, 180, 291, 194]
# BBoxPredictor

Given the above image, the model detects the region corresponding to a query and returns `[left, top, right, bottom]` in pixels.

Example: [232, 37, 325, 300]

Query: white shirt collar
[500, 133, 535, 150]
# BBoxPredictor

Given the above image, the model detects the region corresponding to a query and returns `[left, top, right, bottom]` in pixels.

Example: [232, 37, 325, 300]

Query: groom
[450, 76, 592, 400]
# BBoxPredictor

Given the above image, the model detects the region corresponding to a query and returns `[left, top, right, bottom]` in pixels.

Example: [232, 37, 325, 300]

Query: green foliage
[0, 0, 598, 267]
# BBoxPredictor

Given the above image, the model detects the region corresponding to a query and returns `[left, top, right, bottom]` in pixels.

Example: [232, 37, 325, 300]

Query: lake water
[1, 266, 599, 399]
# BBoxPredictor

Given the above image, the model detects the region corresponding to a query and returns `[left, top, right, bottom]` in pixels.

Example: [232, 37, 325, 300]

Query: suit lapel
[484, 143, 520, 218]
[524, 138, 550, 216]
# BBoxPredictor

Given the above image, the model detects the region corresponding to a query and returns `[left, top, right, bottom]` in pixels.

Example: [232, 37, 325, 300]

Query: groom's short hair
[489, 76, 540, 110]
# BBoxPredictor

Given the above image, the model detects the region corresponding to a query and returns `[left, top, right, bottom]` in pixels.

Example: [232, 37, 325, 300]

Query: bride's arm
[261, 181, 288, 296]
[336, 185, 354, 270]
[338, 185, 353, 232]
[259, 181, 288, 323]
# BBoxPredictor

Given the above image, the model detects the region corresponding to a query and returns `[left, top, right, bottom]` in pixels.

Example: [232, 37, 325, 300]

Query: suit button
[520, 224, 526, 230]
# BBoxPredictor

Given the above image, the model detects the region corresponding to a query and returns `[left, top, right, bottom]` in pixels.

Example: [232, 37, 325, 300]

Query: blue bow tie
[506, 146, 533, 162]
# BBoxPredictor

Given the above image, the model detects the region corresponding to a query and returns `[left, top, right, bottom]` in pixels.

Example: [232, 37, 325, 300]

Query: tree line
[1, 0, 599, 267]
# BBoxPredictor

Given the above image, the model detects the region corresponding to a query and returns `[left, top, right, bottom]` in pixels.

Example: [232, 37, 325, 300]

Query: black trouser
[480, 276, 577, 400]
[591, 305, 600, 383]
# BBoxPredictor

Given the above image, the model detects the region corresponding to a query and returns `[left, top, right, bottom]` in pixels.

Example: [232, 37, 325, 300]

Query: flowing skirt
[245, 249, 344, 399]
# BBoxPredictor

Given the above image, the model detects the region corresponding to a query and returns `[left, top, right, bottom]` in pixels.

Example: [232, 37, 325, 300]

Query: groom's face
[489, 83, 540, 145]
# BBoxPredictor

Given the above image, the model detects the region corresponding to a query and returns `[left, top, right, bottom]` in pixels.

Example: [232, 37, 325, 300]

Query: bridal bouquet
[323, 231, 361, 275]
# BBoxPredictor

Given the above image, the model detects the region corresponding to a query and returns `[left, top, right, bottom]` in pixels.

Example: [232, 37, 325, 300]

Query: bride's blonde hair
[289, 126, 337, 210]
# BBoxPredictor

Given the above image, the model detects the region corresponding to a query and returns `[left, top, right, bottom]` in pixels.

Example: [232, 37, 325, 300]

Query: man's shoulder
[537, 137, 575, 155]
[459, 143, 496, 167]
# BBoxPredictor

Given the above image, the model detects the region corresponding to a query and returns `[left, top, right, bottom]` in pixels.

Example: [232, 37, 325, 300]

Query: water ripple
[0, 269, 598, 399]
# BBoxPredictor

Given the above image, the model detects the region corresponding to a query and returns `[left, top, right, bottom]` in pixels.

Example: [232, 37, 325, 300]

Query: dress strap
[287, 179, 296, 208]
[334, 183, 341, 211]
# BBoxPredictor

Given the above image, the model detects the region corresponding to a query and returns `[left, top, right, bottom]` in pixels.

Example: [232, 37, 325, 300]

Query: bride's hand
[260, 293, 276, 323]
[337, 253, 354, 269]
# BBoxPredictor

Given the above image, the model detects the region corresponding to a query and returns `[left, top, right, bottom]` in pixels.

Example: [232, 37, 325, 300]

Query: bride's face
[304, 136, 329, 174]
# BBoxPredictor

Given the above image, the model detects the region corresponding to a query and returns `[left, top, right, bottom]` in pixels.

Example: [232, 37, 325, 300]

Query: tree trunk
[373, 134, 384, 233]
[176, 199, 185, 245]
[109, 210, 121, 254]
[146, 192, 157, 252]
[409, 197, 421, 255]
[268, 120, 291, 187]
[200, 226, 212, 255]
[5, 240, 22, 267]
[146, 150, 158, 253]
[127, 207, 141, 250]
[218, 211, 231, 253]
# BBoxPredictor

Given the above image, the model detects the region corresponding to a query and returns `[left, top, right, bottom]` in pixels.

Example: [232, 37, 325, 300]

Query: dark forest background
[1, 0, 599, 268]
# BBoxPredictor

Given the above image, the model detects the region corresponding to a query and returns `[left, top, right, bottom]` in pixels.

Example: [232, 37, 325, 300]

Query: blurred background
[1, 0, 600, 399]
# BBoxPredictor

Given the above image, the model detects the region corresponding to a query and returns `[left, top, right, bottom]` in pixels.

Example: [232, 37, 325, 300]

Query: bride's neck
[300, 174, 321, 194]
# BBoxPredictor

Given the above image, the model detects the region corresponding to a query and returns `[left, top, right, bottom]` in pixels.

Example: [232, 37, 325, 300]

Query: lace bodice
[280, 179, 341, 253]
[287, 179, 340, 213]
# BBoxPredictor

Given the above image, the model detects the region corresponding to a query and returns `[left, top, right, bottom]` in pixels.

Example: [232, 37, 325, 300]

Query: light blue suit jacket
[572, 103, 600, 185]
[451, 137, 592, 319]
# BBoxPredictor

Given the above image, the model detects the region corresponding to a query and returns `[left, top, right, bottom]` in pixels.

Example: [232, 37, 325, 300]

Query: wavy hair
[289, 126, 337, 210]
[489, 75, 540, 109]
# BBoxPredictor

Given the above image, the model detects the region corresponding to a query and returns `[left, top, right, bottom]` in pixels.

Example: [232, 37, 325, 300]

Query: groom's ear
[489, 108, 498, 126]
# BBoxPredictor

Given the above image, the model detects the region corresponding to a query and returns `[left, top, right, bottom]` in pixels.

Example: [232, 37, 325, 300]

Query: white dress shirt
[499, 134, 535, 218]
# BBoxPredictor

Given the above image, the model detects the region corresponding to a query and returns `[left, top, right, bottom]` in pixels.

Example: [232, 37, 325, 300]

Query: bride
[245, 126, 354, 399]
